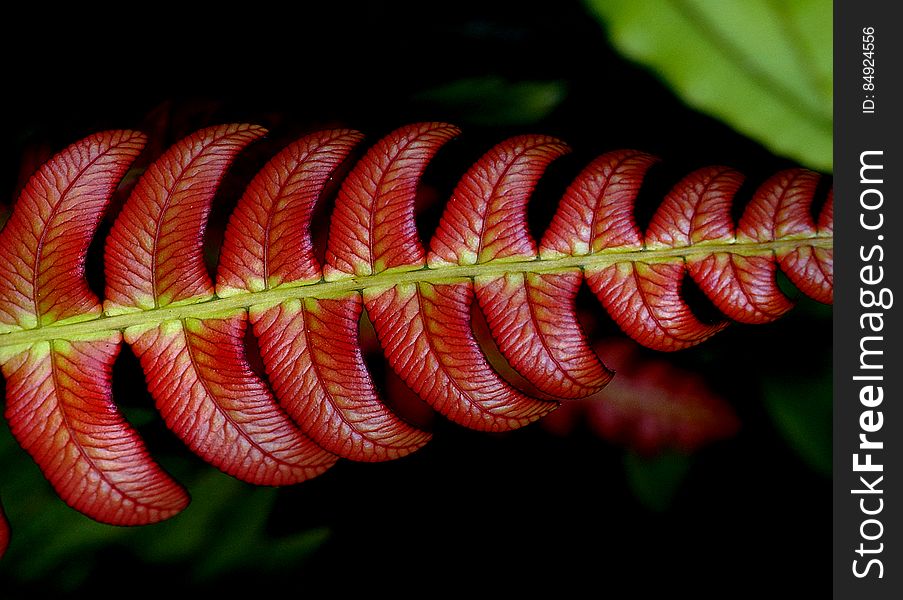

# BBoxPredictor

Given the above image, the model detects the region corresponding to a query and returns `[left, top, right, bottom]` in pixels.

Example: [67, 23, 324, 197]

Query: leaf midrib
[31, 146, 113, 320]
[0, 235, 832, 348]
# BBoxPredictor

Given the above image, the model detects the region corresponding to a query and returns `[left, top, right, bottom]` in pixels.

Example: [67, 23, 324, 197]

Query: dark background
[1, 2, 830, 596]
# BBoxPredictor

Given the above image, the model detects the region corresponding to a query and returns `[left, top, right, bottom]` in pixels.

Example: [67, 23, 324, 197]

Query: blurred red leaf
[543, 338, 740, 454]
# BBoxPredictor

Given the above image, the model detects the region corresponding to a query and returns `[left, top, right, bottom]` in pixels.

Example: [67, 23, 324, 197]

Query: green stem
[0, 235, 832, 348]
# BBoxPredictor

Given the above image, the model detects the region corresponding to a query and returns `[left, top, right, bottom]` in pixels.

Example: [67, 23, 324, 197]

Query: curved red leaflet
[476, 270, 611, 397]
[644, 166, 739, 248]
[252, 296, 431, 460]
[779, 187, 834, 304]
[739, 169, 832, 303]
[430, 136, 610, 398]
[428, 135, 569, 266]
[546, 151, 722, 350]
[105, 124, 267, 312]
[648, 167, 792, 324]
[325, 122, 461, 279]
[217, 129, 429, 461]
[0, 130, 146, 331]
[3, 336, 189, 523]
[328, 124, 556, 429]
[109, 125, 334, 484]
[0, 131, 188, 524]
[817, 190, 833, 234]
[687, 253, 793, 324]
[587, 261, 726, 351]
[126, 316, 336, 484]
[540, 150, 657, 258]
[807, 190, 834, 302]
[738, 169, 820, 241]
[365, 282, 554, 429]
[217, 129, 365, 295]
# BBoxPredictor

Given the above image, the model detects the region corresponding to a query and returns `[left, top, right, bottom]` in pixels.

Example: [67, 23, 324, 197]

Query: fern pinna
[0, 122, 832, 549]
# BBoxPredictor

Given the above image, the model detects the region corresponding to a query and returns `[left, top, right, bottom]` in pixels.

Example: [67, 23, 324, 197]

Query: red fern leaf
[1, 131, 145, 330]
[649, 166, 794, 325]
[541, 151, 713, 350]
[739, 170, 833, 304]
[217, 129, 363, 292]
[430, 135, 611, 398]
[106, 124, 335, 484]
[0, 123, 833, 545]
[429, 135, 567, 264]
[328, 123, 557, 430]
[217, 130, 430, 461]
[105, 124, 264, 311]
[542, 152, 830, 349]
[324, 122, 459, 278]
[566, 155, 727, 350]
[543, 338, 740, 454]
[0, 131, 187, 524]
[541, 150, 657, 255]
[806, 189, 834, 302]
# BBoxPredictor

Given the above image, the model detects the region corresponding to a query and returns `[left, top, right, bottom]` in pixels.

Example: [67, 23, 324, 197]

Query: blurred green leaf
[0, 420, 329, 589]
[134, 470, 248, 563]
[585, 0, 832, 171]
[415, 76, 567, 126]
[255, 527, 331, 572]
[623, 451, 691, 512]
[763, 375, 831, 476]
[0, 424, 127, 587]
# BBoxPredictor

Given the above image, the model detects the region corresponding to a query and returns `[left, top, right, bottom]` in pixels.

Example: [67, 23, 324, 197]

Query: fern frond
[0, 123, 832, 534]
[0, 131, 188, 525]
[219, 128, 431, 461]
[107, 125, 336, 485]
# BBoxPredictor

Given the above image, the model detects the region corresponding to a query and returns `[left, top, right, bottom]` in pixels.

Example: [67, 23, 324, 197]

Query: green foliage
[763, 375, 832, 476]
[585, 0, 832, 171]
[0, 420, 327, 591]
[414, 76, 567, 126]
[623, 451, 691, 512]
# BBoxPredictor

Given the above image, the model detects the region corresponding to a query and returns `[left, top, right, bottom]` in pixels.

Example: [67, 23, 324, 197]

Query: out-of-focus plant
[586, 0, 832, 171]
